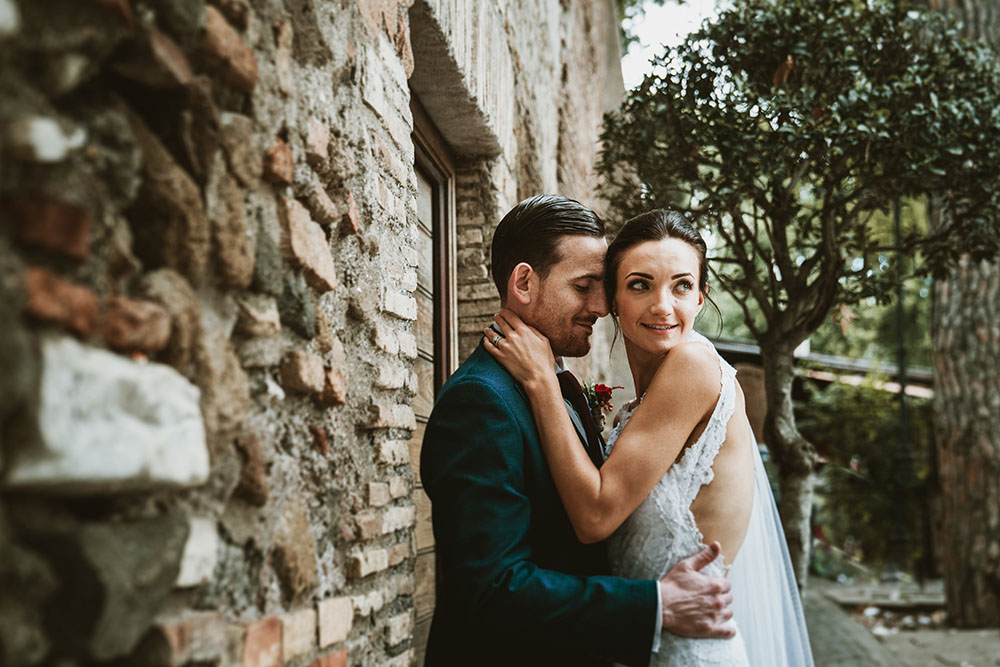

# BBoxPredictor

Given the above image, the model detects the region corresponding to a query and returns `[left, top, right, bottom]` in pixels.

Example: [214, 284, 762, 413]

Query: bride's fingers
[482, 328, 502, 354]
[497, 308, 525, 332]
[492, 312, 515, 337]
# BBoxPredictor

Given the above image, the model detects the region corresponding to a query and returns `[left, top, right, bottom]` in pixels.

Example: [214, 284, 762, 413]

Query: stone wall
[0, 0, 625, 665]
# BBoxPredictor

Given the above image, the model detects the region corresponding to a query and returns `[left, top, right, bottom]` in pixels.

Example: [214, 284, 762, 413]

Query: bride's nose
[648, 289, 673, 317]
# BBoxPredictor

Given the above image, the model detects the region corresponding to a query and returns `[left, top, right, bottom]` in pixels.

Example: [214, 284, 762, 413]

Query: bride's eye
[675, 280, 694, 293]
[627, 279, 649, 291]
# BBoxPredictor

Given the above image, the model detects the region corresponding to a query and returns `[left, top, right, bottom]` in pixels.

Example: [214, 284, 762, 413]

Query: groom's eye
[574, 283, 589, 293]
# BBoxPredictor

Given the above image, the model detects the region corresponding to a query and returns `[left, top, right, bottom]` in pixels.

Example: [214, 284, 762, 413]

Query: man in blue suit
[421, 195, 734, 666]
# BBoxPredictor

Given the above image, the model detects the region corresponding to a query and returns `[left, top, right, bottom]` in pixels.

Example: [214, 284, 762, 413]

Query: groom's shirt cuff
[652, 584, 662, 652]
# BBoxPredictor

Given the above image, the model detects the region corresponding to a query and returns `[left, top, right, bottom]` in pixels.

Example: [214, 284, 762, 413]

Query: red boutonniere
[583, 380, 624, 430]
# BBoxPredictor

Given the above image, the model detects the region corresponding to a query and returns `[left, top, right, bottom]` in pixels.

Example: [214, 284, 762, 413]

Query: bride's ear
[508, 262, 535, 306]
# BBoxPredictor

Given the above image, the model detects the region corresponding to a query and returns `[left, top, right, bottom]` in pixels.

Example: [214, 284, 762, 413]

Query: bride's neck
[624, 338, 667, 398]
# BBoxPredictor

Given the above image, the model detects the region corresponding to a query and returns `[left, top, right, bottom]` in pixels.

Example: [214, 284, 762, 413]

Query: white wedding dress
[604, 331, 813, 667]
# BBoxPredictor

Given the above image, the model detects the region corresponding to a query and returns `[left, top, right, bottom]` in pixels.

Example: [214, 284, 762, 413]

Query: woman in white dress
[485, 209, 813, 666]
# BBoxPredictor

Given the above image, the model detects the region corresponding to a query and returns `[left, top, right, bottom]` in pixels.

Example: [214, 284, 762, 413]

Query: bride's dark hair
[605, 209, 720, 345]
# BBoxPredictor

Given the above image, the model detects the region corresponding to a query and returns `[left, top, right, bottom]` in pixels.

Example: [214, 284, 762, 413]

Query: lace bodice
[604, 331, 749, 666]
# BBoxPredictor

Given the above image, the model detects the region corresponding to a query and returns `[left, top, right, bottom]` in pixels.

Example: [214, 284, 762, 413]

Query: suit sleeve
[421, 377, 657, 666]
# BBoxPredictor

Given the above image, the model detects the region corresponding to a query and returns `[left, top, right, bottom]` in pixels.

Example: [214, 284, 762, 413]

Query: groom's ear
[507, 262, 536, 306]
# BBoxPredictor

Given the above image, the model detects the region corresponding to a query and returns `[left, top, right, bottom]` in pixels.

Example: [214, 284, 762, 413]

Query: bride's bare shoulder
[643, 342, 722, 412]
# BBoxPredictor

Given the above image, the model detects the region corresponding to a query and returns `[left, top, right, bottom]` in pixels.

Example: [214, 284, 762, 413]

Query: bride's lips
[641, 323, 679, 334]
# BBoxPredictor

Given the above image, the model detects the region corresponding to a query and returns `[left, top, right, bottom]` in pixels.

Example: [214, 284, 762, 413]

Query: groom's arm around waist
[421, 376, 657, 667]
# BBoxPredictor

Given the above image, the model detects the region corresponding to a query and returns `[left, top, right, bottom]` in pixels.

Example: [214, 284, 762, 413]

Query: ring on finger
[491, 334, 502, 347]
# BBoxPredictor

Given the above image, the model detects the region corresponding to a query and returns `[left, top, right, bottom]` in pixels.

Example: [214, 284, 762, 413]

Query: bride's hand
[482, 309, 556, 390]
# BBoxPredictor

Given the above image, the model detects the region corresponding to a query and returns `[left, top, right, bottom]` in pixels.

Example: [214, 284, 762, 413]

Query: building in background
[0, 1, 625, 665]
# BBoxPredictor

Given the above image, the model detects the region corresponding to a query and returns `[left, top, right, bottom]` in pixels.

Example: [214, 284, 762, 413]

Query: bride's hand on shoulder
[483, 309, 555, 390]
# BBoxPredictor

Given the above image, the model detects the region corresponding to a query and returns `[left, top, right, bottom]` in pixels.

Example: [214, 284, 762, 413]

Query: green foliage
[600, 0, 1000, 349]
[796, 379, 934, 571]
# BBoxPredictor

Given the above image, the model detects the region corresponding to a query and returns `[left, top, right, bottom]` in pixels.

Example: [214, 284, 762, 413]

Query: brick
[375, 361, 408, 390]
[373, 321, 399, 354]
[279, 350, 325, 394]
[367, 403, 416, 430]
[382, 291, 416, 320]
[235, 295, 280, 338]
[319, 367, 347, 406]
[369, 482, 390, 507]
[152, 611, 226, 666]
[275, 19, 294, 95]
[279, 197, 337, 292]
[102, 296, 172, 353]
[201, 5, 258, 92]
[317, 597, 353, 647]
[233, 432, 268, 506]
[243, 616, 281, 667]
[458, 282, 499, 301]
[386, 611, 413, 647]
[264, 137, 294, 185]
[305, 117, 329, 166]
[355, 510, 381, 541]
[308, 648, 347, 667]
[388, 541, 410, 567]
[304, 186, 340, 227]
[389, 476, 408, 499]
[397, 331, 417, 359]
[383, 505, 416, 534]
[348, 547, 388, 578]
[350, 590, 385, 616]
[377, 440, 409, 466]
[23, 267, 99, 336]
[281, 608, 316, 663]
[339, 191, 361, 235]
[7, 194, 91, 260]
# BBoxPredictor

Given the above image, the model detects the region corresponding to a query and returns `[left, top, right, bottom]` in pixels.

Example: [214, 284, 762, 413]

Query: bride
[484, 209, 813, 666]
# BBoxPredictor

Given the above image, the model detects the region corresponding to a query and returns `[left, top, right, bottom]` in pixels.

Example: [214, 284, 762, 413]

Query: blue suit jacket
[421, 343, 657, 666]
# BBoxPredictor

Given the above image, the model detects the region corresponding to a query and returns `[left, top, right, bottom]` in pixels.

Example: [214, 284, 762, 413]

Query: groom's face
[527, 234, 609, 358]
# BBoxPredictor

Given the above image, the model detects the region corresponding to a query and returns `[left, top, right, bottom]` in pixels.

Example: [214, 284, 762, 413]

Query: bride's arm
[487, 309, 721, 544]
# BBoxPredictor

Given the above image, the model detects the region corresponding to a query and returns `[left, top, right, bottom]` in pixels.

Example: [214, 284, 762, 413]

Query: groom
[420, 195, 734, 666]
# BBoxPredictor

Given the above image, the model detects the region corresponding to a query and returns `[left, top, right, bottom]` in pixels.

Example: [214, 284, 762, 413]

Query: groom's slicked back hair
[490, 194, 605, 300]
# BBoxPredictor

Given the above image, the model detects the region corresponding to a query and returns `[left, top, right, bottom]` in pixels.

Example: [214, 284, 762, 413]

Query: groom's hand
[658, 542, 736, 639]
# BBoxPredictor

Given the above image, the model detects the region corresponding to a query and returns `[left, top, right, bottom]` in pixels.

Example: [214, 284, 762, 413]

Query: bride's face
[613, 237, 705, 357]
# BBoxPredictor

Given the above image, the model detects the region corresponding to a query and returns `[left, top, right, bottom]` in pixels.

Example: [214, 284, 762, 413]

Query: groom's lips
[575, 320, 596, 334]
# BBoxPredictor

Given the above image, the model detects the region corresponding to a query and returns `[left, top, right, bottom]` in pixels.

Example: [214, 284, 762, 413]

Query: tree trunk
[929, 0, 1000, 628]
[760, 344, 817, 589]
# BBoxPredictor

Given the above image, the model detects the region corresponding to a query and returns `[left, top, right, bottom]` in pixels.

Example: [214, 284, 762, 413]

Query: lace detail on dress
[604, 331, 748, 667]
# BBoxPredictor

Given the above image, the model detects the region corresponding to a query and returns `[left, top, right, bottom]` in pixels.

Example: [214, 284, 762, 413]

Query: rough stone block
[388, 541, 410, 567]
[368, 482, 390, 507]
[319, 367, 347, 406]
[373, 321, 399, 354]
[375, 361, 408, 389]
[272, 498, 318, 603]
[317, 597, 353, 647]
[397, 331, 417, 359]
[339, 191, 360, 235]
[366, 403, 416, 430]
[385, 612, 413, 647]
[382, 291, 416, 320]
[102, 296, 172, 353]
[2, 335, 209, 493]
[350, 590, 384, 616]
[23, 267, 99, 337]
[280, 608, 316, 663]
[280, 350, 325, 394]
[457, 227, 483, 247]
[389, 476, 408, 499]
[175, 517, 219, 587]
[384, 650, 414, 667]
[235, 294, 280, 338]
[382, 506, 416, 534]
[233, 432, 268, 505]
[355, 510, 381, 541]
[278, 273, 316, 339]
[377, 440, 409, 466]
[305, 118, 329, 166]
[136, 269, 201, 373]
[4, 115, 87, 162]
[263, 137, 293, 185]
[309, 424, 328, 455]
[201, 6, 258, 92]
[220, 112, 261, 187]
[243, 616, 281, 667]
[195, 327, 251, 435]
[348, 547, 388, 579]
[146, 611, 226, 666]
[275, 19, 293, 95]
[279, 197, 337, 292]
[113, 29, 194, 88]
[7, 194, 91, 260]
[304, 186, 340, 227]
[209, 171, 255, 288]
[308, 648, 347, 667]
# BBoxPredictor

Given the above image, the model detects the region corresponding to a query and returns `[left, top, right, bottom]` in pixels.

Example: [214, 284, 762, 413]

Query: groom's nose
[588, 283, 610, 318]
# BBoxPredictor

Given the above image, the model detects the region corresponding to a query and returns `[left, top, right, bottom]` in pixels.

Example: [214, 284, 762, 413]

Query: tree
[928, 0, 1000, 627]
[597, 0, 1000, 585]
